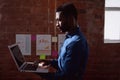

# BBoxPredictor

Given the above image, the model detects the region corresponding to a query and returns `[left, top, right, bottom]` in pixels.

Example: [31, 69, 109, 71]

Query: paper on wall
[16, 34, 31, 55]
[36, 35, 51, 55]
[58, 34, 65, 53]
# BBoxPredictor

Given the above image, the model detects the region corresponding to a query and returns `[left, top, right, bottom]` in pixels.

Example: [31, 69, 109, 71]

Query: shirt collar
[66, 26, 80, 38]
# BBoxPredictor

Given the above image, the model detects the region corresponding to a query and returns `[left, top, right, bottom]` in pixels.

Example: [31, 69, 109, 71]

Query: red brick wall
[0, 0, 120, 80]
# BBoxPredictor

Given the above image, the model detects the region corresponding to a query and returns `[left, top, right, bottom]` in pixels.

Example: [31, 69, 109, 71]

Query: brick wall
[0, 0, 120, 80]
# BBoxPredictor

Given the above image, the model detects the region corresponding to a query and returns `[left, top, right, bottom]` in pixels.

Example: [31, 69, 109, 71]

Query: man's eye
[56, 18, 59, 20]
[55, 19, 58, 21]
[58, 19, 62, 21]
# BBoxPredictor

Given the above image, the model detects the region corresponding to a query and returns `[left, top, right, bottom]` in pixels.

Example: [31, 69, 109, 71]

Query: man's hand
[38, 62, 50, 69]
[34, 59, 52, 69]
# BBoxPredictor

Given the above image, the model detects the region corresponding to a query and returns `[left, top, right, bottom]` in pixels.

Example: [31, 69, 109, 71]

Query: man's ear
[67, 16, 76, 26]
[71, 16, 77, 26]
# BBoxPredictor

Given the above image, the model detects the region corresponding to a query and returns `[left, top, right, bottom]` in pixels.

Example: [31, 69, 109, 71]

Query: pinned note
[39, 54, 46, 60]
[31, 35, 36, 41]
[52, 36, 57, 42]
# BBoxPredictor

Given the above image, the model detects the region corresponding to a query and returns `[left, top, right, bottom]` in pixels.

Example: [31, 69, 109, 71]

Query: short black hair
[56, 3, 78, 20]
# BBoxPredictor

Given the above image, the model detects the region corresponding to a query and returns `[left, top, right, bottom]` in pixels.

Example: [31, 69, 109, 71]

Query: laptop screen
[10, 45, 25, 68]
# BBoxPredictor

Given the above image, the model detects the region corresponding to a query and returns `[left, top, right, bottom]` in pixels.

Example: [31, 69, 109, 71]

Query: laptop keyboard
[24, 64, 38, 70]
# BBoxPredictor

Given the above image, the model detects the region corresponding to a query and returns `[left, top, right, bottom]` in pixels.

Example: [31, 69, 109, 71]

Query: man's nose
[58, 21, 61, 25]
[56, 21, 61, 26]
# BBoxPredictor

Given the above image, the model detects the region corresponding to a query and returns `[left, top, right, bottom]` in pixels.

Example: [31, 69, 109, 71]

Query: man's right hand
[34, 59, 52, 69]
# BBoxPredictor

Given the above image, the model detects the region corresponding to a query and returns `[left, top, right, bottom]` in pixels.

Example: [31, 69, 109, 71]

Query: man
[37, 3, 89, 80]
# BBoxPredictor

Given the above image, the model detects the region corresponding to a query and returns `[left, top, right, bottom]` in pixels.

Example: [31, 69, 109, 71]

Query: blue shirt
[51, 26, 89, 80]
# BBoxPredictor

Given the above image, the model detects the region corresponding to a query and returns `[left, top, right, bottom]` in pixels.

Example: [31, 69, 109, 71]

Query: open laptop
[8, 43, 48, 73]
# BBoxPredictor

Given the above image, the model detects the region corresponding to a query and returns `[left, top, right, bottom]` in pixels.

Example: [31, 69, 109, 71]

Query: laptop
[8, 43, 48, 73]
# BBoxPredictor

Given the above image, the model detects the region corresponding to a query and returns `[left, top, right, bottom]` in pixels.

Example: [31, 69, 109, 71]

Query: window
[104, 0, 120, 43]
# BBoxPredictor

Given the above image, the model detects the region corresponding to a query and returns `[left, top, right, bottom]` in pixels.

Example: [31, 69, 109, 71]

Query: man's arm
[54, 40, 88, 78]
[50, 59, 59, 69]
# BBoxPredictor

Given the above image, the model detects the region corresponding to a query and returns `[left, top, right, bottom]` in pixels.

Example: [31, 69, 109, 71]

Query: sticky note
[52, 37, 57, 42]
[39, 54, 46, 60]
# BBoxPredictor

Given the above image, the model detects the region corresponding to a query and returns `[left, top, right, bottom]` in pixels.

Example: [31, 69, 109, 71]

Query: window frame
[104, 2, 120, 43]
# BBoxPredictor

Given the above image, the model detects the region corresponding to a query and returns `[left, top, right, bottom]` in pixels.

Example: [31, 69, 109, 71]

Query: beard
[59, 25, 69, 33]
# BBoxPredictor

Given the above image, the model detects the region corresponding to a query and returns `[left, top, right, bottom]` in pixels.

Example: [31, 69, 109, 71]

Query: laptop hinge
[19, 62, 27, 71]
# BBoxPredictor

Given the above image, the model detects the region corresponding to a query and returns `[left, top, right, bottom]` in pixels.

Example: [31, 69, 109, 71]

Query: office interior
[0, 0, 120, 80]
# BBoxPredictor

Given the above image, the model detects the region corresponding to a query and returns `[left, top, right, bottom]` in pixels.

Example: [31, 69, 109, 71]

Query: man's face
[55, 12, 69, 33]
